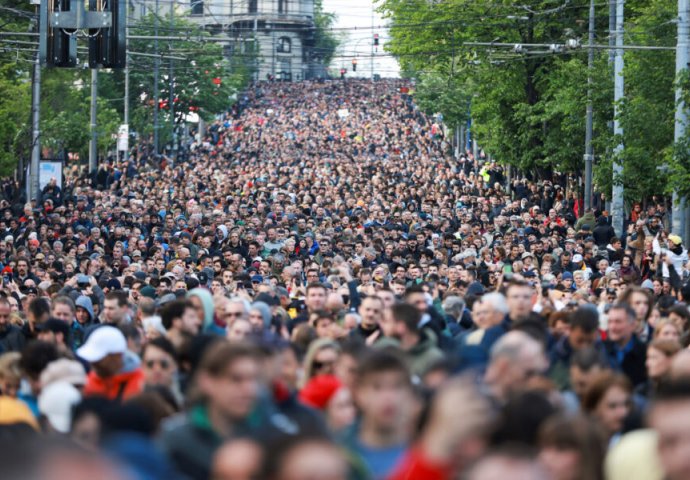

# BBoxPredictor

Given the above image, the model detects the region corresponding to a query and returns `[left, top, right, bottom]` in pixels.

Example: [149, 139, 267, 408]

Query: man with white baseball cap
[77, 326, 144, 401]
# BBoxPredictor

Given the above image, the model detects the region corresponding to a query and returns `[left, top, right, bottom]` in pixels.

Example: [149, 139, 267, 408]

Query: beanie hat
[299, 374, 343, 410]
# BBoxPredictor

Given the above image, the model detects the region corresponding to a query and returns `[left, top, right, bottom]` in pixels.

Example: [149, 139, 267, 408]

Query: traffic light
[340, 68, 346, 79]
[351, 59, 357, 72]
[373, 34, 379, 46]
[89, 0, 127, 68]
[39, 0, 77, 67]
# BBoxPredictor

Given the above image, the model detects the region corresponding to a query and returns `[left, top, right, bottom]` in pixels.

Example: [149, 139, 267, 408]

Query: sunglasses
[312, 359, 335, 370]
[145, 359, 171, 369]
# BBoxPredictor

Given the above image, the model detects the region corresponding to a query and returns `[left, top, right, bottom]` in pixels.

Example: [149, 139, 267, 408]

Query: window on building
[249, 0, 258, 13]
[278, 58, 291, 81]
[277, 37, 291, 53]
[278, 0, 288, 14]
[191, 0, 204, 15]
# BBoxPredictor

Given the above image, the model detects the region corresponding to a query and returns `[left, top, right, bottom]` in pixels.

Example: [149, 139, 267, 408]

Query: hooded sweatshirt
[83, 350, 145, 401]
[187, 288, 225, 335]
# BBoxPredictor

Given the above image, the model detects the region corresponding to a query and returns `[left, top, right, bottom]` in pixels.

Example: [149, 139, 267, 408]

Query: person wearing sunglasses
[141, 336, 181, 405]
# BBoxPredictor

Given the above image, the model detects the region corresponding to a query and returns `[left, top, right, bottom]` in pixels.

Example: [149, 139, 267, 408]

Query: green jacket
[374, 331, 445, 378]
[575, 212, 596, 232]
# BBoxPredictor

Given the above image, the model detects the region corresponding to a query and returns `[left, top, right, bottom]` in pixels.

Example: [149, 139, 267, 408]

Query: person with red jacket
[76, 325, 145, 401]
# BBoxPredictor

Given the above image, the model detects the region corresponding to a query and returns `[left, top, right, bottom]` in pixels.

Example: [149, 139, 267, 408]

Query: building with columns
[130, 0, 318, 81]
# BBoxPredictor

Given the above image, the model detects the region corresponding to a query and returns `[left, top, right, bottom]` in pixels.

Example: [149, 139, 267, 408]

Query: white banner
[117, 124, 129, 152]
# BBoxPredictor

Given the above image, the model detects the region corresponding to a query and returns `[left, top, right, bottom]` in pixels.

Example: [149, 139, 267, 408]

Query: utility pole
[583, 0, 595, 210]
[153, 0, 160, 156]
[611, 0, 625, 237]
[370, 6, 374, 79]
[89, 69, 98, 173]
[30, 50, 41, 201]
[169, 0, 176, 161]
[609, 0, 616, 65]
[123, 0, 130, 163]
[673, 0, 690, 238]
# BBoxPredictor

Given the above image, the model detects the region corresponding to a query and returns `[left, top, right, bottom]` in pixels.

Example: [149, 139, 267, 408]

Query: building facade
[131, 0, 317, 81]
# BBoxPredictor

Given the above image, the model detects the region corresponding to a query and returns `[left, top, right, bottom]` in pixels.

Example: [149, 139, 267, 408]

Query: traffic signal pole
[89, 68, 98, 173]
[30, 49, 41, 201]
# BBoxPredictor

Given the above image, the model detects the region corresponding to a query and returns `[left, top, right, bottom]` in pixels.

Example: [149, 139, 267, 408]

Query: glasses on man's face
[145, 359, 171, 369]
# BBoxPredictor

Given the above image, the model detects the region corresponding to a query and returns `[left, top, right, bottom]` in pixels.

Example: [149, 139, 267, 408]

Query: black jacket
[604, 335, 647, 388]
[0, 325, 26, 352]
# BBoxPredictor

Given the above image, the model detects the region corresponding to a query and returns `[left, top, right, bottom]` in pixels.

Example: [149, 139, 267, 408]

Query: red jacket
[83, 368, 145, 401]
[387, 446, 452, 480]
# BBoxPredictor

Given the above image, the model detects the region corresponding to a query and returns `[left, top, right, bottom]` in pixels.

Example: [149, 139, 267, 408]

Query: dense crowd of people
[0, 78, 689, 480]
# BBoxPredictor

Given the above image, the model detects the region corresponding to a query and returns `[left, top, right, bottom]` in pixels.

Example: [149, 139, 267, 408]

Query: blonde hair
[301, 338, 340, 387]
[0, 352, 21, 382]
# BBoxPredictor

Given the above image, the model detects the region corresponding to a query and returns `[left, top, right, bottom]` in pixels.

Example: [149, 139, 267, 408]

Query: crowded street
[0, 77, 689, 480]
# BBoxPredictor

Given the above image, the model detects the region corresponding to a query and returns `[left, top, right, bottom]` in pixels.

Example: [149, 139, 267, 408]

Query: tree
[100, 12, 253, 148]
[313, 0, 341, 68]
[0, 64, 31, 176]
[379, 0, 679, 204]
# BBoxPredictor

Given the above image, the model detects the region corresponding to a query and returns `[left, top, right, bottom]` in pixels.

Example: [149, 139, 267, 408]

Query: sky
[322, 0, 400, 78]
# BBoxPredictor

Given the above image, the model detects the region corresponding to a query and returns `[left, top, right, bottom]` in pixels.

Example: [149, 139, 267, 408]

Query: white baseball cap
[76, 326, 127, 363]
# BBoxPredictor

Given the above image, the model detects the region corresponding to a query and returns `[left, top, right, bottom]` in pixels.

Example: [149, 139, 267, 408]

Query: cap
[251, 274, 264, 284]
[28, 239, 39, 247]
[132, 250, 142, 258]
[521, 252, 533, 260]
[76, 326, 127, 363]
[572, 254, 584, 263]
[156, 293, 177, 308]
[140, 285, 157, 299]
[77, 274, 90, 285]
[562, 271, 574, 280]
[669, 234, 683, 245]
[40, 359, 87, 388]
[38, 382, 81, 433]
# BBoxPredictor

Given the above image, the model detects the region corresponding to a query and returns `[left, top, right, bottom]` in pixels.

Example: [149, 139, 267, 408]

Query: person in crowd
[582, 371, 632, 448]
[159, 341, 263, 480]
[538, 414, 606, 480]
[141, 336, 182, 406]
[299, 374, 356, 433]
[162, 300, 203, 351]
[484, 331, 549, 404]
[77, 326, 145, 401]
[638, 338, 681, 398]
[339, 349, 417, 479]
[604, 303, 648, 388]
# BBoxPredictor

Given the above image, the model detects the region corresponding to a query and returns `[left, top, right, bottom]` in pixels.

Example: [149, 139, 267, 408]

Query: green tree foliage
[313, 0, 341, 67]
[40, 69, 120, 162]
[379, 0, 679, 200]
[0, 1, 34, 175]
[0, 64, 31, 176]
[100, 12, 252, 147]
